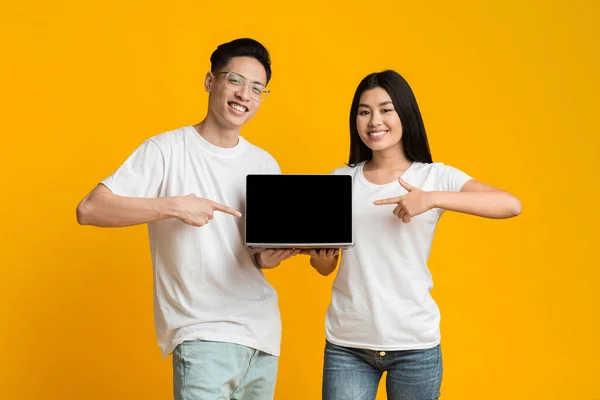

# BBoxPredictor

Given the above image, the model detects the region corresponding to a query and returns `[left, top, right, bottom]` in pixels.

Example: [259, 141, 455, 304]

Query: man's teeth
[369, 131, 387, 137]
[230, 103, 247, 112]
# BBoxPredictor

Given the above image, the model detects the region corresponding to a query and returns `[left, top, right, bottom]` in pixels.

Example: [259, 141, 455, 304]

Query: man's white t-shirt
[326, 161, 472, 351]
[102, 126, 282, 358]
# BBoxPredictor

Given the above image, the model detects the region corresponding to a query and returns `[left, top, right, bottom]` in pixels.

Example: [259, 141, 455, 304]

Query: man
[76, 38, 298, 400]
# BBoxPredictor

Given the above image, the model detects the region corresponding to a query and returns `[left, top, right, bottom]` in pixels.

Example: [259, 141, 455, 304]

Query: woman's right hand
[303, 249, 340, 259]
[303, 249, 341, 276]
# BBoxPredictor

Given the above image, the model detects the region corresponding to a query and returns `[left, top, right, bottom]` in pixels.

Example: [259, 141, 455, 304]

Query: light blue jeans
[323, 341, 443, 400]
[172, 340, 278, 400]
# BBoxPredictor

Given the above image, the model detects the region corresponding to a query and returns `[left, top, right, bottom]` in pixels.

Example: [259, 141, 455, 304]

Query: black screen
[245, 174, 353, 245]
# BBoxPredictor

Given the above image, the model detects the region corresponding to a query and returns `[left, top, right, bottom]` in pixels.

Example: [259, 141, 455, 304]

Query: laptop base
[244, 243, 354, 250]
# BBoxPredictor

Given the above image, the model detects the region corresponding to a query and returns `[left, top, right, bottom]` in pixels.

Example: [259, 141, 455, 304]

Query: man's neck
[193, 118, 240, 149]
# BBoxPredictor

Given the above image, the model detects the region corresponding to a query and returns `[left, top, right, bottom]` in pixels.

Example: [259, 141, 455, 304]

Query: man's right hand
[175, 194, 242, 227]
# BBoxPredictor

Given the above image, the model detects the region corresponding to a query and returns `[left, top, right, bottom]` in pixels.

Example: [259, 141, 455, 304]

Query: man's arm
[76, 184, 241, 227]
[76, 184, 177, 227]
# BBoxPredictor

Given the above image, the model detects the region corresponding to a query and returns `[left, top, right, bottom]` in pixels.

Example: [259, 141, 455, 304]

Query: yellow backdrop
[1, 1, 598, 399]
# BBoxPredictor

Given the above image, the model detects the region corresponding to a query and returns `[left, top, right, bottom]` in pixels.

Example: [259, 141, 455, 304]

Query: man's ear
[204, 72, 213, 93]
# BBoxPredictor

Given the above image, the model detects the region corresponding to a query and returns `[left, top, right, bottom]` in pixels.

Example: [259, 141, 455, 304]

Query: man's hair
[210, 38, 272, 84]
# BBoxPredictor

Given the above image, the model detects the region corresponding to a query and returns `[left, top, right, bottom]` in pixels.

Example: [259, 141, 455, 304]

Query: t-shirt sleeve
[266, 156, 281, 174]
[437, 164, 473, 192]
[329, 166, 345, 175]
[101, 139, 164, 198]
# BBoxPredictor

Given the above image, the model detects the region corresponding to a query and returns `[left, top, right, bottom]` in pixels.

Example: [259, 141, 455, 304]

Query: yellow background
[1, 1, 598, 399]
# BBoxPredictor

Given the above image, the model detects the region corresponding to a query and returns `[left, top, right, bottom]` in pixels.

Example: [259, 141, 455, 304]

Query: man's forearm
[254, 251, 280, 269]
[76, 186, 179, 227]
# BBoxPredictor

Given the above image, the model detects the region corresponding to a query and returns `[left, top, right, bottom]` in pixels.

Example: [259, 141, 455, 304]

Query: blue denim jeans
[172, 340, 278, 400]
[323, 341, 442, 400]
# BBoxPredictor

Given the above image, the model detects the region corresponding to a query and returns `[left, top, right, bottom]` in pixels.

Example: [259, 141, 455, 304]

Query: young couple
[76, 38, 521, 400]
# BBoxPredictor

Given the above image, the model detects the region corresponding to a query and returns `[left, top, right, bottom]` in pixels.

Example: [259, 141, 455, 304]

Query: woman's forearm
[429, 190, 521, 219]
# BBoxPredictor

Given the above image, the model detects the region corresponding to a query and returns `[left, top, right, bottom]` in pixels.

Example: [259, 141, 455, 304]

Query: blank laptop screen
[245, 174, 352, 246]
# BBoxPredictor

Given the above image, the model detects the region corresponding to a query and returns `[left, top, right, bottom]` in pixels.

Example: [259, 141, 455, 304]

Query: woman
[307, 70, 521, 400]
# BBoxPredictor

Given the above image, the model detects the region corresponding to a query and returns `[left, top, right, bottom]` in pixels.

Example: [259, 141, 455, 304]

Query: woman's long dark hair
[348, 70, 433, 166]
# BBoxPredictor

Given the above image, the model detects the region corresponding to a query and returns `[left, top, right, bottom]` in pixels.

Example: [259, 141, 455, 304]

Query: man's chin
[218, 113, 245, 128]
[228, 114, 253, 127]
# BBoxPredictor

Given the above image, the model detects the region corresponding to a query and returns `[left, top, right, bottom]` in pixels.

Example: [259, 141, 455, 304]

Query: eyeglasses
[215, 71, 270, 101]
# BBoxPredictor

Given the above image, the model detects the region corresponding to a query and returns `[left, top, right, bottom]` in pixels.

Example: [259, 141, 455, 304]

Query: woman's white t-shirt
[326, 161, 472, 351]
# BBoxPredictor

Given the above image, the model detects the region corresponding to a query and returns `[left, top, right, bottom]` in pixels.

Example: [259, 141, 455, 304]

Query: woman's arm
[374, 177, 521, 222]
[430, 179, 522, 219]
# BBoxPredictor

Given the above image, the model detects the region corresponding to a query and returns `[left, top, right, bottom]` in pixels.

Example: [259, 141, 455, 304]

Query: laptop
[244, 174, 354, 249]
